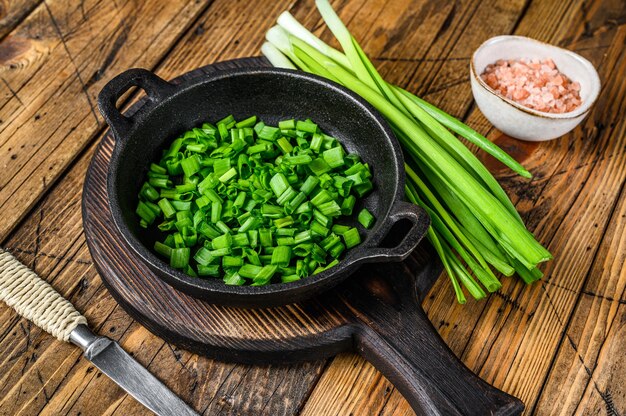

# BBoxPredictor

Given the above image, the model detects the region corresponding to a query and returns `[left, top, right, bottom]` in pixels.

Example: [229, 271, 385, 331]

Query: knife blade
[70, 324, 198, 416]
[70, 325, 199, 416]
[0, 249, 198, 416]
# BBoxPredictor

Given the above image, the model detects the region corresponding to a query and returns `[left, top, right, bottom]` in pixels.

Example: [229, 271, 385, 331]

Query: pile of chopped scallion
[261, 0, 552, 303]
[136, 115, 376, 286]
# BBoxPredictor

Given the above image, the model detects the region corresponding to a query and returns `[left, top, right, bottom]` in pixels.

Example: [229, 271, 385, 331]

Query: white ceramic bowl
[470, 35, 601, 141]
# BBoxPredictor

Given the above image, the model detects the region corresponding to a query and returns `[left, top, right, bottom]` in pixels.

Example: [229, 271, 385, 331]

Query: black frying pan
[91, 61, 524, 415]
[98, 67, 429, 307]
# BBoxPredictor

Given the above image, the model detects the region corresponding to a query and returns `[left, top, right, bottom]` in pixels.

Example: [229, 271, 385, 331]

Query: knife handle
[0, 249, 87, 342]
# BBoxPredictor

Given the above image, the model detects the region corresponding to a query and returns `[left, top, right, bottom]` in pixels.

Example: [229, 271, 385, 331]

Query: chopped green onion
[138, 114, 376, 283]
[252, 265, 279, 285]
[318, 200, 342, 217]
[171, 200, 191, 211]
[320, 233, 341, 251]
[310, 189, 332, 207]
[309, 158, 332, 176]
[211, 233, 232, 250]
[238, 264, 264, 279]
[279, 119, 296, 130]
[219, 167, 238, 183]
[271, 246, 292, 267]
[323, 146, 344, 168]
[342, 227, 361, 249]
[198, 264, 220, 277]
[313, 210, 331, 227]
[180, 155, 201, 177]
[258, 125, 281, 141]
[275, 228, 296, 236]
[149, 177, 172, 189]
[310, 133, 323, 152]
[232, 233, 250, 247]
[211, 201, 222, 223]
[357, 208, 375, 229]
[300, 175, 320, 195]
[140, 182, 159, 201]
[150, 163, 167, 175]
[223, 271, 246, 285]
[341, 195, 356, 215]
[238, 216, 258, 233]
[285, 192, 307, 213]
[198, 222, 221, 239]
[277, 237, 295, 246]
[235, 115, 257, 128]
[209, 247, 231, 257]
[194, 247, 216, 266]
[276, 186, 298, 205]
[270, 172, 290, 197]
[274, 216, 295, 228]
[331, 224, 351, 235]
[328, 241, 345, 258]
[223, 256, 244, 268]
[154, 241, 172, 259]
[158, 198, 176, 219]
[213, 158, 231, 177]
[277, 137, 294, 154]
[136, 201, 157, 226]
[296, 120, 318, 133]
[234, 191, 247, 208]
[248, 230, 259, 247]
[284, 154, 313, 165]
[294, 230, 312, 244]
[281, 274, 301, 283]
[311, 221, 330, 237]
[260, 228, 273, 247]
[170, 248, 190, 269]
[247, 142, 272, 154]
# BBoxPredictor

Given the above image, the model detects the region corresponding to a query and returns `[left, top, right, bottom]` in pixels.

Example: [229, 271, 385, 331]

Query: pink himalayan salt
[480, 58, 582, 114]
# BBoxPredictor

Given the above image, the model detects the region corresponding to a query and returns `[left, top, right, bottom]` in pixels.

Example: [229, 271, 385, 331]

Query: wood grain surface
[0, 0, 624, 415]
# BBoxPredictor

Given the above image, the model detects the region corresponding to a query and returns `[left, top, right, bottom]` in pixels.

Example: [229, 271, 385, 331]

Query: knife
[0, 249, 198, 416]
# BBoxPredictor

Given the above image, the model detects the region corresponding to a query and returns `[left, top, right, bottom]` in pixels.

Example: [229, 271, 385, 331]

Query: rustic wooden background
[0, 0, 624, 415]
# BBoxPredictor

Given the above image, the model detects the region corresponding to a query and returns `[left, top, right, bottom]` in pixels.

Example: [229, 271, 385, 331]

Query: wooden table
[0, 0, 624, 414]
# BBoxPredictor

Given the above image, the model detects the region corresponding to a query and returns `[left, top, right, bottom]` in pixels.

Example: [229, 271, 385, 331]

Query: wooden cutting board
[83, 57, 524, 415]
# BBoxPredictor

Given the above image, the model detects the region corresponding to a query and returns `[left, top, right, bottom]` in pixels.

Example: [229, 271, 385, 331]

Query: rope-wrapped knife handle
[0, 249, 87, 342]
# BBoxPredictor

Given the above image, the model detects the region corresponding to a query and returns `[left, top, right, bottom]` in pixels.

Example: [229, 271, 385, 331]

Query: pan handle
[97, 68, 175, 139]
[355, 201, 430, 264]
[354, 305, 524, 415]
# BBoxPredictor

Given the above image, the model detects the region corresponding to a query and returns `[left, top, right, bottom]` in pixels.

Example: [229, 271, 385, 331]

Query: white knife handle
[0, 249, 87, 342]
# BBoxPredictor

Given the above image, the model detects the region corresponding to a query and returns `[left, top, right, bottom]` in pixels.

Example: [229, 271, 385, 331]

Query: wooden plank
[534, 179, 626, 415]
[0, 0, 41, 38]
[570, 302, 626, 416]
[0, 0, 209, 242]
[300, 353, 395, 416]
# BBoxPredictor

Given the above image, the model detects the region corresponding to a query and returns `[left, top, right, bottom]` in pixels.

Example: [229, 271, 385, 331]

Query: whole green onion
[262, 0, 551, 302]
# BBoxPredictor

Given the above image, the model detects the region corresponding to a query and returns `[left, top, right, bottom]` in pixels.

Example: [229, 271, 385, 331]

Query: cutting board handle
[354, 304, 523, 415]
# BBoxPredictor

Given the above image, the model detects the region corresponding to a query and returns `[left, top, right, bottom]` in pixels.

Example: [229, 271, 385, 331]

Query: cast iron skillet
[97, 67, 430, 307]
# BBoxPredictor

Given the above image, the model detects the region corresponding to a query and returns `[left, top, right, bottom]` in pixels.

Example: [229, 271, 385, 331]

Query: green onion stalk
[262, 0, 551, 303]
